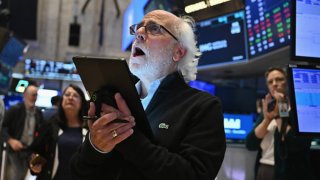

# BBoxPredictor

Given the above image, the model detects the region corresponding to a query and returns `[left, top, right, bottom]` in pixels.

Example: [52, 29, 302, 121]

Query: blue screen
[224, 113, 254, 140]
[195, 11, 248, 67]
[3, 93, 23, 110]
[0, 36, 25, 67]
[122, 0, 148, 51]
[245, 0, 291, 58]
[291, 67, 320, 134]
[189, 80, 215, 95]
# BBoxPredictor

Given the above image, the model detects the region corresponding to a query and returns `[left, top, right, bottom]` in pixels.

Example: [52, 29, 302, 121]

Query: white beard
[129, 42, 176, 81]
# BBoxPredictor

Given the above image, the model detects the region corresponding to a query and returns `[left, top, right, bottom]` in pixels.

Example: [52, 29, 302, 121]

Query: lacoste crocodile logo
[158, 123, 169, 129]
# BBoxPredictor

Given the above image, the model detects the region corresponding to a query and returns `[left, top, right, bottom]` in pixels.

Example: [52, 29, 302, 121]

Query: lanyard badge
[278, 99, 289, 118]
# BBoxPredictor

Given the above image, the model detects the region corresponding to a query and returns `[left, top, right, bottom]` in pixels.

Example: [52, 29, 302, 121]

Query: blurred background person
[245, 67, 314, 180]
[28, 84, 88, 180]
[1, 84, 44, 180]
[42, 95, 61, 121]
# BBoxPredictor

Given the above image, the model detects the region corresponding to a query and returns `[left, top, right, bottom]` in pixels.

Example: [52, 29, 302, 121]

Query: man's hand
[88, 93, 135, 153]
[7, 138, 25, 151]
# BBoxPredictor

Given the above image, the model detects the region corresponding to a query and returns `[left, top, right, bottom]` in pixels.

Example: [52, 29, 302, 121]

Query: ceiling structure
[196, 46, 293, 82]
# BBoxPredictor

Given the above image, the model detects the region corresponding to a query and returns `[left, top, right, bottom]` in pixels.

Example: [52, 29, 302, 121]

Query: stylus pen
[82, 116, 128, 123]
[83, 116, 98, 121]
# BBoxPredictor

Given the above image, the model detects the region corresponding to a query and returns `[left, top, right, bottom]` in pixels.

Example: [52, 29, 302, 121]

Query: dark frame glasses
[129, 23, 179, 42]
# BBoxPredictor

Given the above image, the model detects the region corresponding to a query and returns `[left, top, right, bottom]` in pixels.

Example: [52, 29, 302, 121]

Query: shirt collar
[135, 77, 165, 110]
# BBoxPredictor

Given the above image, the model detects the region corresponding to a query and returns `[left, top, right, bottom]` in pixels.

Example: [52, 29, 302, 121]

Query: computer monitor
[35, 89, 59, 108]
[245, 0, 291, 58]
[224, 113, 255, 141]
[287, 64, 320, 137]
[291, 0, 320, 62]
[196, 10, 248, 67]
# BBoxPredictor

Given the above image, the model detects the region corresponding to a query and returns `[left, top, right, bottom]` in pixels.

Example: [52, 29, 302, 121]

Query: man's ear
[172, 45, 186, 62]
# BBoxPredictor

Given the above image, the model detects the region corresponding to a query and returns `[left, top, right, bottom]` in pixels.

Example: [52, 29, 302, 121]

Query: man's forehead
[25, 86, 38, 94]
[142, 10, 177, 25]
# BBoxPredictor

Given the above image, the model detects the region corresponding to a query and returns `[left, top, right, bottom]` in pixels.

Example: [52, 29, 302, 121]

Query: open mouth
[133, 47, 145, 57]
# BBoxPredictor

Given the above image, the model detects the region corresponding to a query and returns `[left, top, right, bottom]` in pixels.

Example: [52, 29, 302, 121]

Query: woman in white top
[246, 67, 314, 180]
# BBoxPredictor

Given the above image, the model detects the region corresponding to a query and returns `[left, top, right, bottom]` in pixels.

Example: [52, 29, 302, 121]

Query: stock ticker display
[245, 0, 291, 58]
[195, 11, 248, 67]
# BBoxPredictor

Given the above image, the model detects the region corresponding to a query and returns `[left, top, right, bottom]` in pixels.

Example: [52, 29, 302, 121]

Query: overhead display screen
[24, 59, 80, 81]
[195, 10, 248, 67]
[293, 0, 320, 61]
[245, 0, 291, 58]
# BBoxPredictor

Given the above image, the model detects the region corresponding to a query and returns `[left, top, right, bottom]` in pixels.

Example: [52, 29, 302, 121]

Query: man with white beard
[71, 10, 226, 180]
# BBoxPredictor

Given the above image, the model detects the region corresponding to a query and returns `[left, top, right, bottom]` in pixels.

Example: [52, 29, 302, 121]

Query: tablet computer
[72, 56, 154, 141]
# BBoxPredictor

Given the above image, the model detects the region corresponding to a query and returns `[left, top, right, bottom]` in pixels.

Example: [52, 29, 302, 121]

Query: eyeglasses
[129, 23, 179, 42]
[63, 93, 80, 100]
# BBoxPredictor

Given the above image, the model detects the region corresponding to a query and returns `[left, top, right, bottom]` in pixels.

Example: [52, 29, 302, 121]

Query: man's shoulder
[4, 103, 25, 119]
[175, 86, 221, 109]
[187, 86, 218, 99]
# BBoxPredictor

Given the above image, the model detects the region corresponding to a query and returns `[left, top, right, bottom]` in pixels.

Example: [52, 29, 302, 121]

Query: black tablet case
[73, 56, 154, 141]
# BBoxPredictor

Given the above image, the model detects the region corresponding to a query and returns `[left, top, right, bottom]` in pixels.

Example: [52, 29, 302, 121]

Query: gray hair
[174, 16, 201, 82]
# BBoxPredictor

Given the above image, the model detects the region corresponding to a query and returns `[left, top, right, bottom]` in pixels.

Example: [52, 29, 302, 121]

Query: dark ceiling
[196, 46, 293, 82]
